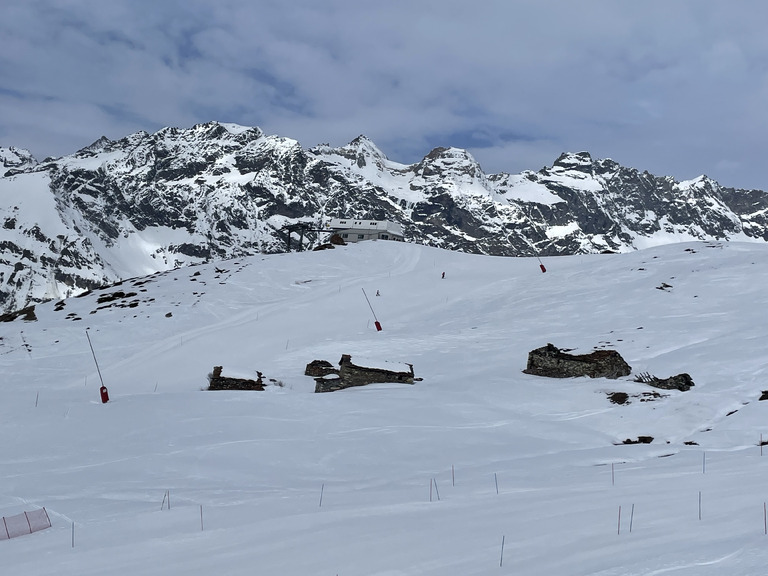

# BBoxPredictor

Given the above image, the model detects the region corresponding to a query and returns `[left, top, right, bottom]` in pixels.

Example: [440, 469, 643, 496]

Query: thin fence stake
[702, 452, 706, 474]
[452, 465, 455, 487]
[629, 503, 635, 533]
[429, 479, 433, 502]
[433, 478, 440, 501]
[494, 473, 499, 495]
[612, 463, 615, 486]
[200, 505, 204, 531]
[71, 522, 74, 548]
[319, 484, 324, 508]
[168, 490, 171, 510]
[161, 490, 167, 511]
[499, 535, 505, 567]
[35, 392, 39, 407]
[618, 505, 621, 535]
[698, 491, 702, 520]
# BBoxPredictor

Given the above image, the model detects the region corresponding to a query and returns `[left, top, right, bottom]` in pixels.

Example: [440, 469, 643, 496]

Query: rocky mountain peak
[310, 135, 388, 170]
[1, 122, 768, 313]
[551, 151, 595, 173]
[416, 146, 484, 180]
[77, 135, 113, 156]
[1, 146, 38, 174]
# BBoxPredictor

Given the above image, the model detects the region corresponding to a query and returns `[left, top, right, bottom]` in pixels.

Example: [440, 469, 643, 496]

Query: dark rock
[635, 371, 694, 391]
[96, 290, 138, 304]
[760, 391, 768, 401]
[0, 305, 37, 322]
[621, 436, 654, 444]
[523, 343, 631, 379]
[607, 392, 629, 405]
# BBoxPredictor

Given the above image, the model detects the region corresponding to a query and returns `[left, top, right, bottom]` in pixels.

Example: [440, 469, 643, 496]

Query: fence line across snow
[0, 508, 51, 540]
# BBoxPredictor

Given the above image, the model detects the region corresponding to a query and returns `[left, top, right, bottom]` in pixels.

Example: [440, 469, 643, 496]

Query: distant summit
[1, 146, 37, 174]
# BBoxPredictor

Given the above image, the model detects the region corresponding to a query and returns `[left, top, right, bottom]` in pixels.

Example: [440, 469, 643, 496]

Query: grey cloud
[1, 0, 767, 188]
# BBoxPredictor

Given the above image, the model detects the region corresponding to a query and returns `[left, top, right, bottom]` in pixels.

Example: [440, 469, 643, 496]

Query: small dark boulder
[635, 371, 694, 392]
[607, 392, 629, 405]
[621, 436, 654, 445]
[759, 391, 768, 401]
[523, 343, 631, 379]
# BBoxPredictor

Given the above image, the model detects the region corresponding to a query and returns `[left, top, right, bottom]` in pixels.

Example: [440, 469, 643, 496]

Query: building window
[370, 222, 377, 226]
[381, 234, 389, 240]
[358, 234, 365, 239]
[342, 233, 348, 238]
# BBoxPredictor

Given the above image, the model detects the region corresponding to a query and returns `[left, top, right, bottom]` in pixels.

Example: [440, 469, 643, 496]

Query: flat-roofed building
[325, 219, 404, 243]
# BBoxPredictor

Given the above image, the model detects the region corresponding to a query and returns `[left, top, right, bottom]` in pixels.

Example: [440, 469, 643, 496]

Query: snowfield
[2, 240, 768, 575]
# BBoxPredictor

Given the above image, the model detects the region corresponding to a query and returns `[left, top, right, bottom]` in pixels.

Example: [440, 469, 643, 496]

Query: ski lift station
[325, 218, 405, 243]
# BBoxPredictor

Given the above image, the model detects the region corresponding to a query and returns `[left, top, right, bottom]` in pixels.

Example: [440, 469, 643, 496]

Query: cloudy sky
[2, 1, 768, 189]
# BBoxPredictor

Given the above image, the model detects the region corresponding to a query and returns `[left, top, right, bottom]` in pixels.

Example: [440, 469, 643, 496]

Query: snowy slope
[2, 240, 768, 575]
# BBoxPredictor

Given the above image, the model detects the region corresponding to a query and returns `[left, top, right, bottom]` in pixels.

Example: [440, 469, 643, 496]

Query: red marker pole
[361, 288, 382, 331]
[86, 331, 109, 403]
[533, 247, 546, 273]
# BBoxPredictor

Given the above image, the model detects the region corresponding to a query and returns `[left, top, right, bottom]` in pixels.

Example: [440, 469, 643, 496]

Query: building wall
[326, 219, 404, 242]
[335, 229, 402, 242]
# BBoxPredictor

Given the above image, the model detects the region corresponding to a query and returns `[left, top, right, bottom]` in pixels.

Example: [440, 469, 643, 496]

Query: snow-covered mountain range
[2, 121, 767, 312]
